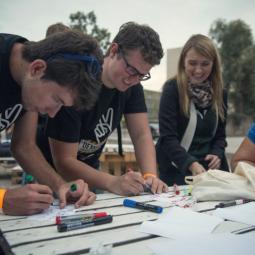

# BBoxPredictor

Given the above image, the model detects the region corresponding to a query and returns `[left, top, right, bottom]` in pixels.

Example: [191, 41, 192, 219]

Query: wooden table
[0, 190, 254, 255]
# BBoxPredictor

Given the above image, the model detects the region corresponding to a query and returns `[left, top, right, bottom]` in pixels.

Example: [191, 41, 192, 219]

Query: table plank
[11, 225, 156, 255]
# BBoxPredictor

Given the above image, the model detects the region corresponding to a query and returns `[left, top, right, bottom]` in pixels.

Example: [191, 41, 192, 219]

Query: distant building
[142, 47, 182, 124]
[166, 47, 182, 79]
[144, 89, 161, 123]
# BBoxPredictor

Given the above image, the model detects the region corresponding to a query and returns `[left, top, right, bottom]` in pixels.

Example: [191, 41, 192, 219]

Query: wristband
[143, 173, 157, 179]
[0, 189, 7, 209]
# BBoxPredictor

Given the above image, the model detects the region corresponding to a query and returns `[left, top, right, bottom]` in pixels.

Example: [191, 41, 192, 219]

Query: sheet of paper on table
[27, 201, 75, 221]
[147, 233, 255, 255]
[139, 206, 223, 239]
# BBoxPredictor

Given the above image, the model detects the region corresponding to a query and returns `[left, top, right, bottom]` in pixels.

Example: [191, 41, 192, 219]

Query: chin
[120, 86, 129, 92]
[191, 79, 206, 84]
[116, 83, 129, 92]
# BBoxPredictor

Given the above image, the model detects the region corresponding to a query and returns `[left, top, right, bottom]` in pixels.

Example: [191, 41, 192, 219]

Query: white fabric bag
[185, 162, 255, 201]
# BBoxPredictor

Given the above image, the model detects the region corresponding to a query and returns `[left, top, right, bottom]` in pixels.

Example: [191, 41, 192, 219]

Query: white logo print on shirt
[78, 108, 114, 155]
[0, 104, 23, 131]
[94, 108, 113, 143]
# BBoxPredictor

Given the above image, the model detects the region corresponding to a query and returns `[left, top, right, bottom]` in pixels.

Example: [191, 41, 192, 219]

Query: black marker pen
[57, 215, 113, 232]
[216, 199, 252, 208]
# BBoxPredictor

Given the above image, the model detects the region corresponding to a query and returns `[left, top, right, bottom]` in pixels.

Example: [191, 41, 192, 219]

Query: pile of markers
[56, 212, 113, 232]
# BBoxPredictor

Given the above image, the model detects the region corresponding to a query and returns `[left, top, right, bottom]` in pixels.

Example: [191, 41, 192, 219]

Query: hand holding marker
[127, 168, 154, 194]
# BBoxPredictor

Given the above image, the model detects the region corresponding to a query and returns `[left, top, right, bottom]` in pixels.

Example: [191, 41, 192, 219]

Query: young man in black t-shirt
[45, 22, 168, 195]
[0, 31, 103, 215]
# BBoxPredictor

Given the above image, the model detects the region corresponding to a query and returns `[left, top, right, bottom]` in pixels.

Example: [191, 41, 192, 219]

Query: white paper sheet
[213, 202, 255, 225]
[139, 206, 223, 239]
[148, 233, 255, 255]
[27, 202, 75, 221]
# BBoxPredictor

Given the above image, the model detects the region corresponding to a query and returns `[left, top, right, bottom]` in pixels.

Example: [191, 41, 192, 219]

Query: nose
[194, 65, 203, 74]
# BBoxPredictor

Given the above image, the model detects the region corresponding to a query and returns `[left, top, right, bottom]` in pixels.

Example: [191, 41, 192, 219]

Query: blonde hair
[176, 34, 225, 120]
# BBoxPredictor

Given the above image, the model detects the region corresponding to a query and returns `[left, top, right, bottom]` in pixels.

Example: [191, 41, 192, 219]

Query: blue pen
[143, 183, 154, 194]
[123, 199, 163, 213]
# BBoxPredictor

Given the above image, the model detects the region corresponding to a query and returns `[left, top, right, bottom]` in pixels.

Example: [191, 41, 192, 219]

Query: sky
[1, 0, 255, 91]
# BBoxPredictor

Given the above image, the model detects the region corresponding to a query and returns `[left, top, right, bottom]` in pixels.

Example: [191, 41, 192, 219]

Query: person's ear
[28, 59, 47, 78]
[109, 43, 119, 58]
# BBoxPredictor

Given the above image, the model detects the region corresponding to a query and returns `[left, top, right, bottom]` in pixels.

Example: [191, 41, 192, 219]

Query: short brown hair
[45, 22, 70, 37]
[107, 22, 163, 66]
[22, 30, 103, 110]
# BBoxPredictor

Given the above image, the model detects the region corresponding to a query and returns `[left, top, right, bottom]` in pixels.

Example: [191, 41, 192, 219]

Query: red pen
[56, 212, 107, 225]
[173, 183, 180, 195]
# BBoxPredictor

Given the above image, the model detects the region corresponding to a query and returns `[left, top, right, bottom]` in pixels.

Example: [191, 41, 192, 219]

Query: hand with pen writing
[58, 179, 96, 209]
[106, 169, 145, 196]
[3, 184, 54, 216]
[143, 174, 169, 194]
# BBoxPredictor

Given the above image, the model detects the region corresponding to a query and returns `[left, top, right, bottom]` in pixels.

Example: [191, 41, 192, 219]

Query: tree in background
[209, 19, 255, 121]
[69, 11, 111, 52]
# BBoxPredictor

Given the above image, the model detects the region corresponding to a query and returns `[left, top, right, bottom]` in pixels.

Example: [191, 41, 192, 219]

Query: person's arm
[1, 184, 53, 216]
[231, 137, 255, 170]
[125, 112, 168, 193]
[10, 111, 92, 208]
[49, 138, 145, 196]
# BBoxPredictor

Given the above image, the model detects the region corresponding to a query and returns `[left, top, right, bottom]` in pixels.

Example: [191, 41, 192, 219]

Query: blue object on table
[123, 199, 163, 213]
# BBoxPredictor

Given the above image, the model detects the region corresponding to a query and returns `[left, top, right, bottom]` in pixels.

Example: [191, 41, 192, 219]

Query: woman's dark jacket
[156, 79, 229, 186]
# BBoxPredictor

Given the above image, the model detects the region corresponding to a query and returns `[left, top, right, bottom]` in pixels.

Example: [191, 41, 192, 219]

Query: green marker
[70, 183, 77, 192]
[25, 174, 34, 184]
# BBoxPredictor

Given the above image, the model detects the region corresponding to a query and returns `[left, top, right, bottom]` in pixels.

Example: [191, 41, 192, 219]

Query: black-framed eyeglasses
[45, 53, 101, 79]
[118, 46, 151, 81]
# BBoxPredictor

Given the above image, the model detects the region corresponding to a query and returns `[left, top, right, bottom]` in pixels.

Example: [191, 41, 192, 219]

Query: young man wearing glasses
[42, 22, 168, 195]
[0, 31, 103, 215]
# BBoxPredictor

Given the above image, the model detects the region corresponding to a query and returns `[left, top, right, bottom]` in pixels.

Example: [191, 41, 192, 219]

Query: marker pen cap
[123, 199, 137, 208]
[56, 216, 61, 225]
[94, 212, 107, 218]
[70, 183, 77, 192]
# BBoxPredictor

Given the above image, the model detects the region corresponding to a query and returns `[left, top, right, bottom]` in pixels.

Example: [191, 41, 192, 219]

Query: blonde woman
[156, 34, 229, 186]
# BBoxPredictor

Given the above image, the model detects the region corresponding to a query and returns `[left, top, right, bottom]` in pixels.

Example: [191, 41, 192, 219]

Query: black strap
[117, 124, 124, 157]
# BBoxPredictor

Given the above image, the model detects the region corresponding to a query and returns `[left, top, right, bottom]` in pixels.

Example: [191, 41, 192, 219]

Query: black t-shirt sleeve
[46, 106, 82, 143]
[123, 84, 147, 114]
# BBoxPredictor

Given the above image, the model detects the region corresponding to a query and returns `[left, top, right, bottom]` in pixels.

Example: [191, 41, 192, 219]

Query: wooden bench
[99, 151, 139, 176]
